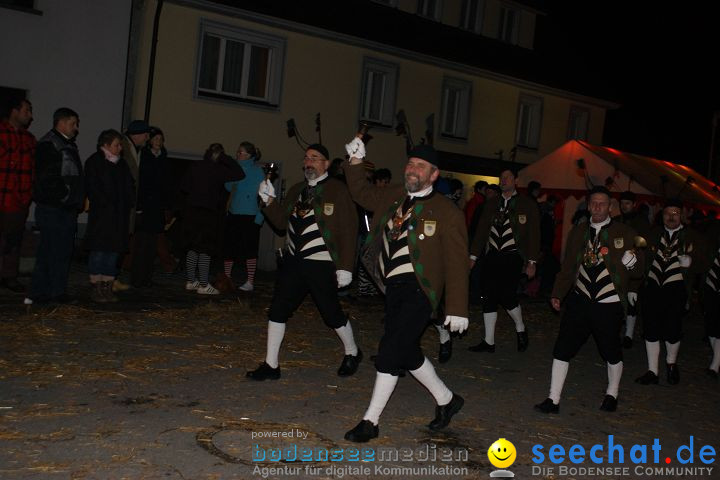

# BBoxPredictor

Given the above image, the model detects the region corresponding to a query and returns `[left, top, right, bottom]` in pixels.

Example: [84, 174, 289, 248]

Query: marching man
[635, 199, 701, 386]
[343, 137, 469, 442]
[469, 169, 540, 353]
[246, 144, 361, 381]
[535, 186, 642, 413]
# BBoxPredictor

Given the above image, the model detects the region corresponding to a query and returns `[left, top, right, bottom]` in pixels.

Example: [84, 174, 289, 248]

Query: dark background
[535, 2, 720, 175]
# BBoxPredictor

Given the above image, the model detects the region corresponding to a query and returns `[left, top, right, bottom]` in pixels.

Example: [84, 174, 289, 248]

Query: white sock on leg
[665, 341, 680, 364]
[606, 361, 623, 398]
[507, 306, 525, 332]
[335, 321, 359, 356]
[483, 312, 498, 345]
[646, 341, 660, 374]
[435, 324, 451, 344]
[549, 359, 569, 404]
[625, 315, 636, 338]
[265, 321, 286, 368]
[710, 337, 720, 372]
[409, 357, 453, 406]
[363, 373, 399, 425]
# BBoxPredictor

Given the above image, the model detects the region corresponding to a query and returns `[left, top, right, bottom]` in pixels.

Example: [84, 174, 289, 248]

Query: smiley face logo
[488, 438, 517, 469]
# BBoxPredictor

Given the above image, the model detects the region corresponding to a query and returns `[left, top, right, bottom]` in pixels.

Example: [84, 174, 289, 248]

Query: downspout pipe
[144, 0, 164, 122]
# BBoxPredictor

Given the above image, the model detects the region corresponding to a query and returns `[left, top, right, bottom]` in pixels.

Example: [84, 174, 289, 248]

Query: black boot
[666, 363, 680, 385]
[635, 370, 659, 385]
[534, 398, 559, 414]
[468, 340, 495, 353]
[338, 350, 363, 377]
[599, 394, 618, 412]
[622, 336, 633, 349]
[246, 362, 281, 381]
[517, 331, 529, 352]
[438, 340, 452, 363]
[428, 393, 464, 430]
[344, 420, 379, 443]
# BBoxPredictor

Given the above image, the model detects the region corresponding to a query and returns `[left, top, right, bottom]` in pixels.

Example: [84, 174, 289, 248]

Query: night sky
[535, 2, 720, 175]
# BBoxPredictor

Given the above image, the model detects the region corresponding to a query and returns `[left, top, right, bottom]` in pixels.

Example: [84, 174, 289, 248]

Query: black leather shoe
[468, 340, 495, 353]
[344, 420, 378, 443]
[534, 398, 559, 414]
[635, 370, 659, 385]
[599, 394, 618, 412]
[338, 350, 363, 377]
[706, 368, 719, 379]
[666, 363, 680, 385]
[622, 336, 633, 349]
[438, 340, 452, 363]
[246, 362, 281, 381]
[428, 393, 464, 430]
[517, 331, 529, 352]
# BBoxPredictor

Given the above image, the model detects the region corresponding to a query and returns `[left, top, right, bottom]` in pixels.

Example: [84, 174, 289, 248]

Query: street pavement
[1, 263, 718, 479]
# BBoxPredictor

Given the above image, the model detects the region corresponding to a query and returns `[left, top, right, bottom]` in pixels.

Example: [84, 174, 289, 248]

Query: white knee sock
[606, 361, 623, 398]
[710, 337, 720, 372]
[483, 312, 498, 345]
[665, 341, 680, 364]
[507, 306, 525, 333]
[409, 357, 453, 406]
[435, 324, 451, 344]
[335, 322, 358, 356]
[265, 321, 286, 368]
[548, 359, 569, 404]
[363, 373, 399, 425]
[645, 341, 660, 374]
[625, 316, 636, 338]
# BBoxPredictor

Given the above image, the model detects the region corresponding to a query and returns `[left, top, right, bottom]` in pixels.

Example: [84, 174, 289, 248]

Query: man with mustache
[247, 144, 361, 380]
[342, 139, 468, 442]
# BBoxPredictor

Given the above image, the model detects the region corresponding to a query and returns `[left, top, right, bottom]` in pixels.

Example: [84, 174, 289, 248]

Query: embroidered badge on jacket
[614, 237, 624, 249]
[518, 214, 527, 225]
[423, 220, 437, 237]
[323, 203, 334, 216]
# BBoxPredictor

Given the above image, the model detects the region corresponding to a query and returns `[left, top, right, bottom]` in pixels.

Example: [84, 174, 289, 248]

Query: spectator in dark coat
[180, 143, 245, 295]
[84, 129, 135, 302]
[131, 127, 171, 288]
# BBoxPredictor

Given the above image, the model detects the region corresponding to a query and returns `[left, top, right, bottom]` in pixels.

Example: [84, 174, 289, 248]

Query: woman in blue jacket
[223, 141, 266, 291]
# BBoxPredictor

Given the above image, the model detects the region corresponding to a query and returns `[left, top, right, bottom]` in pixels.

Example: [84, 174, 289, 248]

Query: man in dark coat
[246, 144, 360, 381]
[343, 139, 468, 442]
[27, 107, 83, 304]
[535, 186, 642, 414]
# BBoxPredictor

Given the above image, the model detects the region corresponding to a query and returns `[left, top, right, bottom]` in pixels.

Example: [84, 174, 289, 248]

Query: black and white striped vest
[574, 225, 620, 303]
[287, 184, 332, 262]
[488, 196, 517, 253]
[380, 196, 417, 284]
[648, 229, 683, 286]
[706, 248, 720, 292]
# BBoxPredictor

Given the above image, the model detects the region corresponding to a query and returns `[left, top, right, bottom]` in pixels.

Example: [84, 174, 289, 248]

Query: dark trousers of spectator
[30, 205, 76, 300]
[0, 209, 28, 280]
[131, 231, 158, 287]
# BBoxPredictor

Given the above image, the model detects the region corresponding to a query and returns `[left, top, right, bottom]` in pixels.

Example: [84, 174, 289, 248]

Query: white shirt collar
[408, 185, 433, 199]
[665, 225, 683, 235]
[590, 216, 611, 232]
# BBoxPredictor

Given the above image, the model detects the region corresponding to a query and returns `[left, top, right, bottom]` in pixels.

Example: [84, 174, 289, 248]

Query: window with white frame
[196, 21, 285, 107]
[440, 77, 472, 139]
[516, 94, 543, 149]
[567, 106, 590, 140]
[359, 58, 398, 127]
[460, 0, 484, 32]
[417, 0, 442, 21]
[498, 4, 519, 44]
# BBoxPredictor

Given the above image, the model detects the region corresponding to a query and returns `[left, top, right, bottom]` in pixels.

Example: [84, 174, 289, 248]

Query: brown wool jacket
[552, 220, 644, 307]
[345, 164, 469, 317]
[470, 193, 540, 262]
[262, 176, 358, 272]
[643, 225, 706, 289]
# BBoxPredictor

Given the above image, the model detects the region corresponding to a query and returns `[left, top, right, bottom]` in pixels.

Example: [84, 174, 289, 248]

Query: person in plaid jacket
[0, 95, 36, 292]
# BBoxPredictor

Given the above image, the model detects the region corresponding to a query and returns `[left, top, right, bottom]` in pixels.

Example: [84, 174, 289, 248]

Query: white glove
[345, 136, 366, 159]
[628, 292, 637, 307]
[678, 254, 692, 268]
[621, 250, 637, 270]
[444, 315, 469, 334]
[258, 179, 276, 204]
[336, 270, 352, 288]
